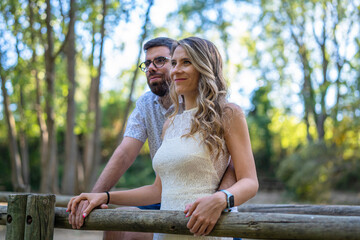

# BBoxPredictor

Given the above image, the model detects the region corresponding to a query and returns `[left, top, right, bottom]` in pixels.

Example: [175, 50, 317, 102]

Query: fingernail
[83, 213, 87, 218]
[66, 209, 69, 212]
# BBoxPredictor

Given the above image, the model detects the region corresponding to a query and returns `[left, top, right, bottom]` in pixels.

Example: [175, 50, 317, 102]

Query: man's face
[145, 46, 171, 97]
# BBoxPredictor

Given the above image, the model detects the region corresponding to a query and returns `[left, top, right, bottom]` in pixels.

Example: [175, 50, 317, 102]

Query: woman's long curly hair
[169, 37, 228, 159]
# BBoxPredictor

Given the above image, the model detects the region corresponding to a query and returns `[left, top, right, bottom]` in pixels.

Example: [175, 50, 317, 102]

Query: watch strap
[219, 189, 234, 209]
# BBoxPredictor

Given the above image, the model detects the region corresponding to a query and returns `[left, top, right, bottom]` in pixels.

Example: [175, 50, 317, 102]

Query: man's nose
[147, 62, 157, 72]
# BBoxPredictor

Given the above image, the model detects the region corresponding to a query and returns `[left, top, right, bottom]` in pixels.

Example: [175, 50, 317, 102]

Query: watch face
[229, 195, 235, 208]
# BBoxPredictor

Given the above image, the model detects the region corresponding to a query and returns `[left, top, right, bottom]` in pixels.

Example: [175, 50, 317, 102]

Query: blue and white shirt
[124, 91, 171, 159]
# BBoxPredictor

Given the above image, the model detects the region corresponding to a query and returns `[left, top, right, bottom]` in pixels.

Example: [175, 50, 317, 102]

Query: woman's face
[170, 46, 200, 97]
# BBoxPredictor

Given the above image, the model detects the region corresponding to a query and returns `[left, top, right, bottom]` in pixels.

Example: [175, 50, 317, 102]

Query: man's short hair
[143, 37, 176, 52]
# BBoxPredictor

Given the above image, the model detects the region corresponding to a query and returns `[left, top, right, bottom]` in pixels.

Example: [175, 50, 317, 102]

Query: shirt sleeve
[123, 97, 148, 143]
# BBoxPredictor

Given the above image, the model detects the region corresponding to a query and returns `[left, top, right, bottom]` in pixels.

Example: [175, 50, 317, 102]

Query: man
[70, 37, 238, 240]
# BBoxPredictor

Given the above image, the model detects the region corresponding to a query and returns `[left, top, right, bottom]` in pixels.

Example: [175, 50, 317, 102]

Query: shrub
[277, 141, 339, 202]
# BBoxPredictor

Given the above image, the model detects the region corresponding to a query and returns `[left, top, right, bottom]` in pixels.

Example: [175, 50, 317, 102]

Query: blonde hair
[169, 37, 228, 158]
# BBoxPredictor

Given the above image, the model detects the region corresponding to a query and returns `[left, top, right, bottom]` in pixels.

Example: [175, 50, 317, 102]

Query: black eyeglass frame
[139, 56, 170, 72]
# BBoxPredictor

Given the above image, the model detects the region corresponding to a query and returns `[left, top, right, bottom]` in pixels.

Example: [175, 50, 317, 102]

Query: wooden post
[24, 194, 56, 240]
[6, 194, 29, 240]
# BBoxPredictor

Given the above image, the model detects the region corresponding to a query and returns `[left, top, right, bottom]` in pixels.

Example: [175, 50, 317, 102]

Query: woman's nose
[170, 67, 179, 79]
[171, 64, 181, 74]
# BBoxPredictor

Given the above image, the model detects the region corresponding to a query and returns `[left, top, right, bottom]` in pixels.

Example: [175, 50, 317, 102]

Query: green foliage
[28, 138, 41, 192]
[0, 136, 42, 192]
[334, 159, 360, 191]
[248, 84, 275, 177]
[115, 154, 155, 188]
[277, 142, 338, 202]
[101, 90, 128, 156]
[0, 139, 12, 191]
[0, 0, 359, 202]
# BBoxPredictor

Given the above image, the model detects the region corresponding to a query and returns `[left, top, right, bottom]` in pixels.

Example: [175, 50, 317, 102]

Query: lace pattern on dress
[152, 108, 231, 240]
[165, 108, 229, 180]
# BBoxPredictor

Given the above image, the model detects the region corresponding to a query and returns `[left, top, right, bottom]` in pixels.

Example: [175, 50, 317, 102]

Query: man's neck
[158, 95, 172, 110]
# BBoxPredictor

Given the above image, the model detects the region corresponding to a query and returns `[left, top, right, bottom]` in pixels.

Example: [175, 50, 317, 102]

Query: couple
[67, 37, 258, 239]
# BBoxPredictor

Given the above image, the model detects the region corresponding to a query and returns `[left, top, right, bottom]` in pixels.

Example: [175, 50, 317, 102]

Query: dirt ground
[1, 190, 359, 240]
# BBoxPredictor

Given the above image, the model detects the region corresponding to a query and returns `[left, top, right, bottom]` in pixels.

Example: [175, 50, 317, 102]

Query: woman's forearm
[223, 178, 258, 206]
[109, 175, 162, 206]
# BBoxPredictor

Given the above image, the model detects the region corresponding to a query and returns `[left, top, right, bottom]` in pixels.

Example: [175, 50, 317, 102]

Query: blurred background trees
[0, 0, 359, 202]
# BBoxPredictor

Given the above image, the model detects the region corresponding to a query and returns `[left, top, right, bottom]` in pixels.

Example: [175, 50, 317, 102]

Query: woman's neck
[183, 94, 198, 110]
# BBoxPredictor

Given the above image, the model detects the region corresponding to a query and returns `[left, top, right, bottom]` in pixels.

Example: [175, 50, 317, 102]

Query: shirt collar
[154, 95, 184, 117]
[154, 95, 170, 116]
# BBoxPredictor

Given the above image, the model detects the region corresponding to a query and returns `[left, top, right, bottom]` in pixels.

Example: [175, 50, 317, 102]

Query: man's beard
[148, 74, 170, 97]
[149, 80, 169, 97]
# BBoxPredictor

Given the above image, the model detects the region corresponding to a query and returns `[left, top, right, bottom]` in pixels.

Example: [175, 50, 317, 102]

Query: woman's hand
[67, 192, 108, 229]
[184, 192, 227, 236]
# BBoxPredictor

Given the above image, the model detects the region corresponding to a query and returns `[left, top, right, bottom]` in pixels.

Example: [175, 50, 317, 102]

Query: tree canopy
[0, 0, 359, 202]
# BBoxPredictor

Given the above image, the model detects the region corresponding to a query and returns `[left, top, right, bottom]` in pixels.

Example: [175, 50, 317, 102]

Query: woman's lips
[175, 78, 186, 82]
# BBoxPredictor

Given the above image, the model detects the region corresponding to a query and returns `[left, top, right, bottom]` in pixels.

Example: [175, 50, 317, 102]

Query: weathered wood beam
[53, 194, 72, 207]
[45, 193, 360, 216]
[55, 207, 360, 240]
[0, 192, 12, 203]
[47, 197, 360, 216]
[2, 204, 360, 239]
[2, 192, 360, 216]
[238, 203, 360, 216]
[0, 205, 7, 225]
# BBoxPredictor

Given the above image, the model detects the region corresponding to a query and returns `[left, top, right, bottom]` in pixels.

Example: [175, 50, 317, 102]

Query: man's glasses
[139, 56, 170, 72]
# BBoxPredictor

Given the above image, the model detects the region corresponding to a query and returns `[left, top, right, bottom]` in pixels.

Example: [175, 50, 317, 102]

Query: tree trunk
[27, 0, 50, 194]
[313, 12, 329, 141]
[297, 43, 314, 142]
[0, 61, 25, 192]
[62, 0, 77, 195]
[289, 26, 315, 142]
[83, 0, 107, 191]
[117, 0, 154, 144]
[34, 56, 49, 192]
[13, 9, 31, 192]
[41, 0, 58, 193]
[83, 76, 100, 191]
[18, 87, 30, 191]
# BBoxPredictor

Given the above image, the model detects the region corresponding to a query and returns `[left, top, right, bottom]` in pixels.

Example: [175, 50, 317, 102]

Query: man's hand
[68, 196, 109, 229]
[183, 192, 227, 236]
[68, 199, 88, 229]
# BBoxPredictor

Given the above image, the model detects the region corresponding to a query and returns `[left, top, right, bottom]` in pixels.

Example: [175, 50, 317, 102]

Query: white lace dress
[152, 108, 231, 240]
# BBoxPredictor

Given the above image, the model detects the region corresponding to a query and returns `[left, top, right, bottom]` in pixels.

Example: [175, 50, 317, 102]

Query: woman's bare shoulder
[223, 103, 249, 138]
[223, 102, 245, 119]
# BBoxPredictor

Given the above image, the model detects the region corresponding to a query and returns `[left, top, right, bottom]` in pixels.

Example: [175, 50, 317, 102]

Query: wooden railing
[1, 193, 360, 240]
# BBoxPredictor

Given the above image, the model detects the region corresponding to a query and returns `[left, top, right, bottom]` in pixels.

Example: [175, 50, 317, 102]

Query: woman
[67, 37, 258, 239]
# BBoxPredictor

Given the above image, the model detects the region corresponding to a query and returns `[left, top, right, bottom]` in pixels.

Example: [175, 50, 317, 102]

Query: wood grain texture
[55, 207, 360, 240]
[5, 194, 29, 240]
[24, 194, 55, 240]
